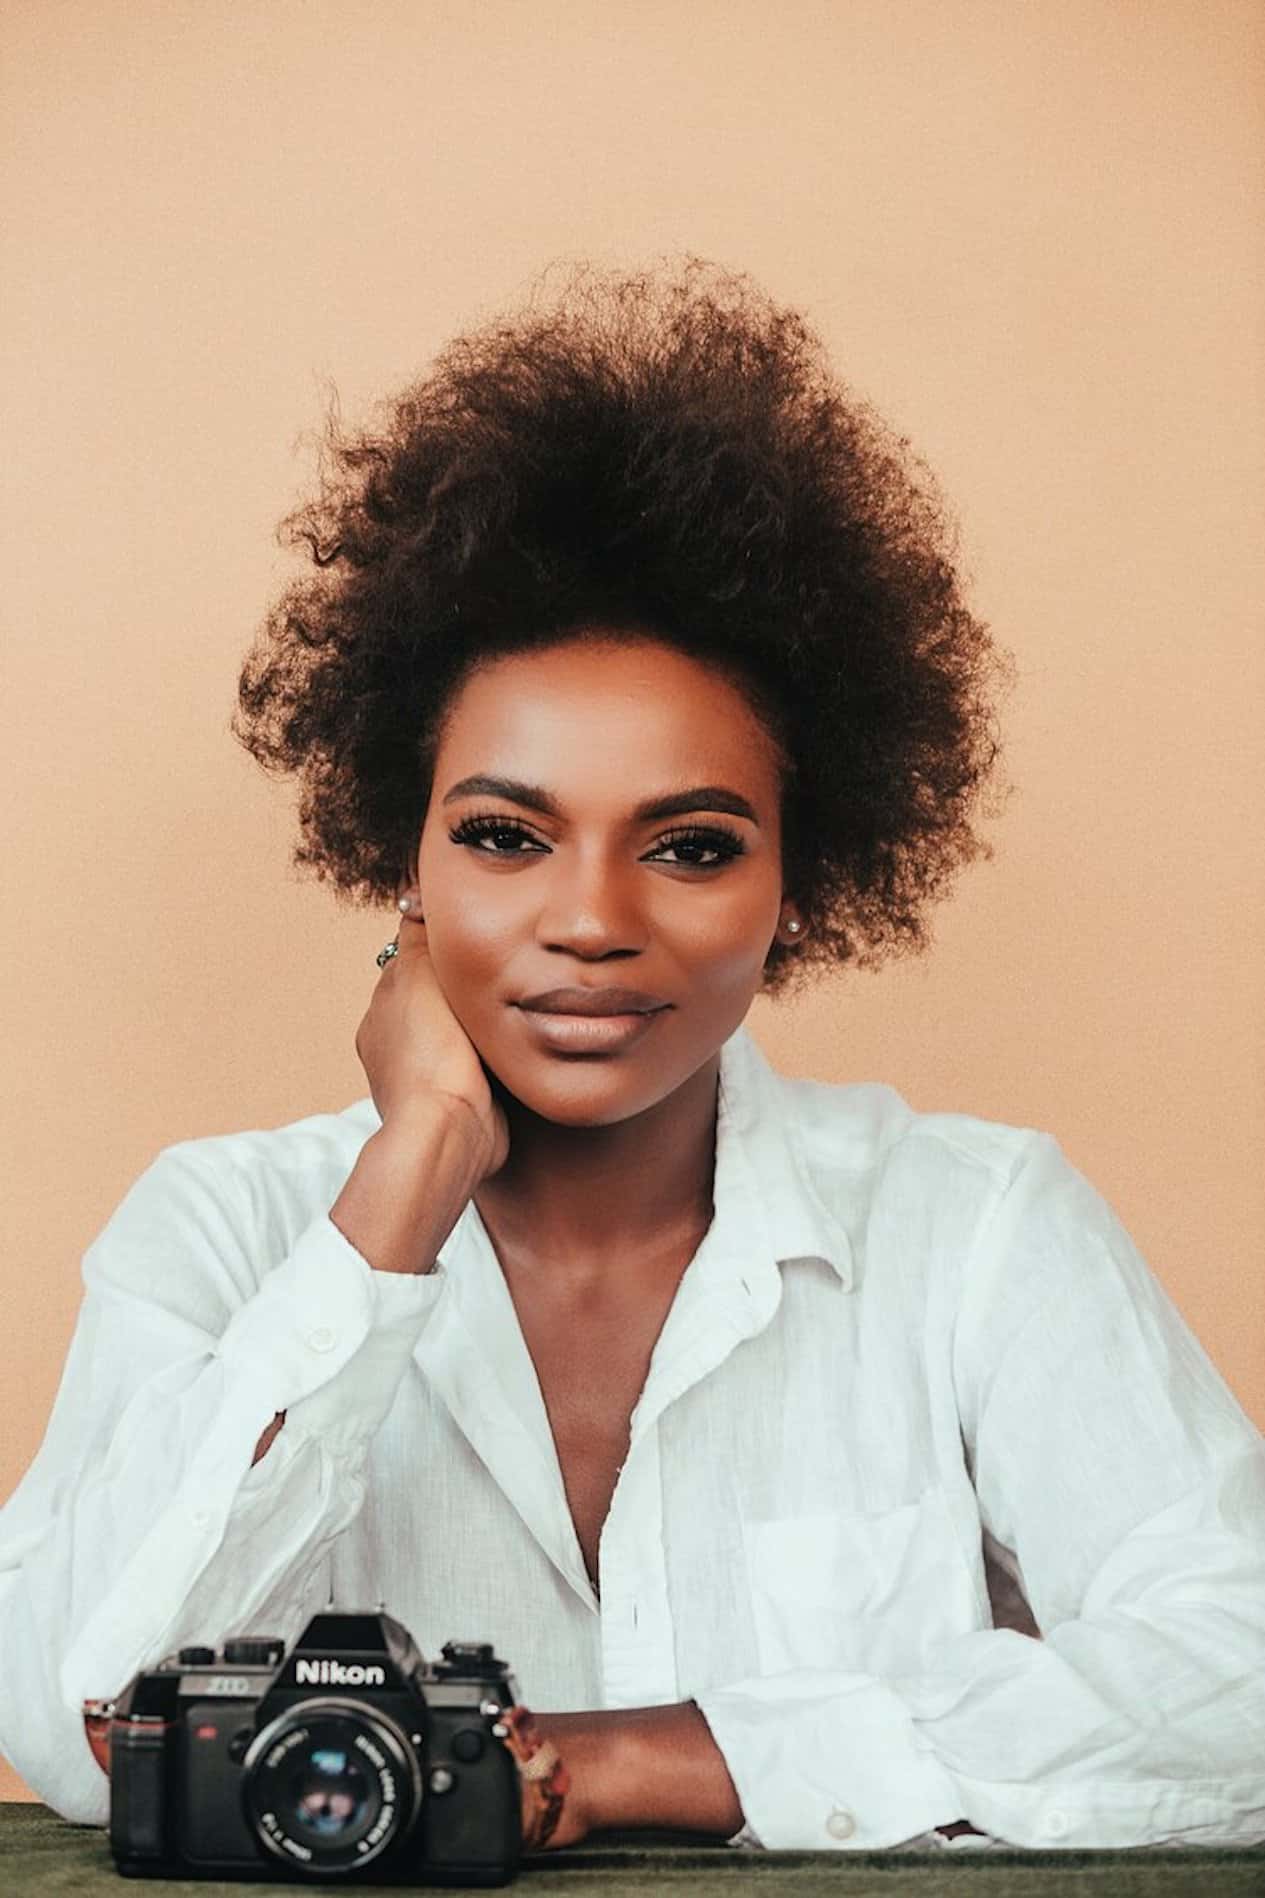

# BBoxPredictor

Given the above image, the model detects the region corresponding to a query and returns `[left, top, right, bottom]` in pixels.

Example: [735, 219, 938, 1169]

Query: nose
[535, 852, 647, 958]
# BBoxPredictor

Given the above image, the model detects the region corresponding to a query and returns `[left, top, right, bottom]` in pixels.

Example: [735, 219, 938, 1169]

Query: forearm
[251, 1099, 486, 1465]
[533, 1702, 744, 1839]
[527, 1703, 983, 1849]
[329, 1095, 489, 1276]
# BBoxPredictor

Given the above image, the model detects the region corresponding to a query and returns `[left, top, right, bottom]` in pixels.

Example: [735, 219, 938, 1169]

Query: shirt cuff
[278, 1243, 449, 1457]
[696, 1668, 964, 1851]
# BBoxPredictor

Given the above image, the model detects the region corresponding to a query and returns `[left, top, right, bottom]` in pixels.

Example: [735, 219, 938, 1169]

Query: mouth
[515, 1006, 668, 1054]
[515, 987, 668, 1016]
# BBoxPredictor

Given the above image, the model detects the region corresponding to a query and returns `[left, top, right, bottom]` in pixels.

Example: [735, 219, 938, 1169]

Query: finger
[392, 912, 432, 956]
[389, 930, 429, 969]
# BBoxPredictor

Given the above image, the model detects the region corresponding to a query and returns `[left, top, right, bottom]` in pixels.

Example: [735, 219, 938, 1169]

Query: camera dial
[224, 1637, 286, 1666]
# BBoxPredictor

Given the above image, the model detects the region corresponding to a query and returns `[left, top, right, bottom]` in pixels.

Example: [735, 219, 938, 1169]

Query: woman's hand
[354, 912, 510, 1182]
[503, 1708, 591, 1852]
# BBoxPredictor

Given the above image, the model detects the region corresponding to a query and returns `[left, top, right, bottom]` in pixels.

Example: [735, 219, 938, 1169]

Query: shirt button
[1042, 1808, 1072, 1840]
[189, 1507, 210, 1529]
[306, 1325, 336, 1353]
[825, 1808, 856, 1840]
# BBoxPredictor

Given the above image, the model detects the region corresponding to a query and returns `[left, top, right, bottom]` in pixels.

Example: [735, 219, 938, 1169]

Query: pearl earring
[786, 918, 801, 935]
[398, 897, 412, 913]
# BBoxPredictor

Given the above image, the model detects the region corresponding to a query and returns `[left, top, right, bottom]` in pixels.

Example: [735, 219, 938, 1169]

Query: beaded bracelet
[497, 1704, 571, 1850]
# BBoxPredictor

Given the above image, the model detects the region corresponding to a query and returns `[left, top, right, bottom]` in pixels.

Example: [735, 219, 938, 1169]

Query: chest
[368, 1266, 982, 1703]
[506, 1267, 688, 1594]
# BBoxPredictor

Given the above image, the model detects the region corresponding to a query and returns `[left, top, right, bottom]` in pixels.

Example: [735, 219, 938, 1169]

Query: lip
[516, 1007, 667, 1054]
[516, 987, 668, 1016]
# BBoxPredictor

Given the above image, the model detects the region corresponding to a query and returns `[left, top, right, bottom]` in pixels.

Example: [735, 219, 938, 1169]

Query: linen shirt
[1, 1023, 1263, 1850]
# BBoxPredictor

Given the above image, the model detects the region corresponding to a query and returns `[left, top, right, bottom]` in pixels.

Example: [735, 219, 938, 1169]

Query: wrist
[380, 1088, 486, 1153]
[332, 1099, 485, 1276]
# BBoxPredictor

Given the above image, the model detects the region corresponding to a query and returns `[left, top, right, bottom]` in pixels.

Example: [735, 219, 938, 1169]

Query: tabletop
[5, 1803, 1264, 1897]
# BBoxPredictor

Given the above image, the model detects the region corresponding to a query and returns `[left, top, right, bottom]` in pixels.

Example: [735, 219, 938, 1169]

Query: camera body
[105, 1611, 522, 1885]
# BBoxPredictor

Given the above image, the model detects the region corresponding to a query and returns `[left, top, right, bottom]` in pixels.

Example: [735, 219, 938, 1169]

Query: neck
[472, 1054, 719, 1287]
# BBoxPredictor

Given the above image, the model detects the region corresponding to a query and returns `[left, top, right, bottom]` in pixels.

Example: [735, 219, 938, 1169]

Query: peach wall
[3, 0, 1262, 1804]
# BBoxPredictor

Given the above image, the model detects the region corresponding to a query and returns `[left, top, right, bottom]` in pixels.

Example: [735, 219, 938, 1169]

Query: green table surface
[4, 1804, 1263, 1898]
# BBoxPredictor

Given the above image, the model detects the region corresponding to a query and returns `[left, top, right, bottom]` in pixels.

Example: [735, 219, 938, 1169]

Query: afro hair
[231, 256, 1017, 1002]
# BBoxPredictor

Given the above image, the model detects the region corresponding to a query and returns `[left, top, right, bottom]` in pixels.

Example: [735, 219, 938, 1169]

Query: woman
[2, 260, 1262, 1855]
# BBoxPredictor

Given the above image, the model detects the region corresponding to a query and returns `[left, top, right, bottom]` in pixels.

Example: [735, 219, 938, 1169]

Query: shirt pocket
[741, 1485, 982, 1679]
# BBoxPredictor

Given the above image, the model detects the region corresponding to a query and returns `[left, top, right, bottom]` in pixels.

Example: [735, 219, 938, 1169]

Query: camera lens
[243, 1699, 422, 1875]
[291, 1746, 370, 1839]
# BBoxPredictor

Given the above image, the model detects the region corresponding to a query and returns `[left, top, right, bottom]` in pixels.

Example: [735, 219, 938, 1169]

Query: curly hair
[232, 256, 1016, 1003]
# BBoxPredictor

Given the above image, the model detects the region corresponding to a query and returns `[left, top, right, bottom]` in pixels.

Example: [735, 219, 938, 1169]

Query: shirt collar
[708, 1023, 855, 1291]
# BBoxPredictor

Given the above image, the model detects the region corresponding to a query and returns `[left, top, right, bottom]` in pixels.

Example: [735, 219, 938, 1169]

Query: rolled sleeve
[60, 1211, 448, 1712]
[0, 1140, 451, 1822]
[697, 1131, 1265, 1851]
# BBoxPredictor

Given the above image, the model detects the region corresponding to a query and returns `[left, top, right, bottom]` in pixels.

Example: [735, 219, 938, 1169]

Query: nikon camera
[100, 1611, 523, 1885]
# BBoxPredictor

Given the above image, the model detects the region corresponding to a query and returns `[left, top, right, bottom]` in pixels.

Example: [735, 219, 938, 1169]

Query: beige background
[2, 0, 1262, 1803]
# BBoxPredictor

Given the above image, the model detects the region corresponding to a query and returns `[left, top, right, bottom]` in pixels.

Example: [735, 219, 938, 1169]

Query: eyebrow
[440, 774, 760, 825]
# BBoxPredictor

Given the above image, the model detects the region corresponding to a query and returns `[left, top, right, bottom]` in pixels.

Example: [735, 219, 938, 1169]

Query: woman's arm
[248, 1097, 489, 1468]
[684, 1133, 1265, 1850]
[0, 1109, 479, 1822]
[528, 1704, 989, 1847]
[529, 1702, 743, 1845]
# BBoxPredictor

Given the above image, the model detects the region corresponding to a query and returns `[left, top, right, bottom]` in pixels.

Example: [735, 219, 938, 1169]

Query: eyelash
[447, 812, 747, 870]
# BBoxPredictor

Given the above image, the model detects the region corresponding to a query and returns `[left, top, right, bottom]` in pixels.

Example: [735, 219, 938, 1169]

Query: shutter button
[307, 1325, 336, 1353]
[826, 1808, 856, 1840]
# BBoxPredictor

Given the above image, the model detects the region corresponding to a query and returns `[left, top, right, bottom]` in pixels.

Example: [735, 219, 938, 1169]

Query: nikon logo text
[295, 1660, 386, 1687]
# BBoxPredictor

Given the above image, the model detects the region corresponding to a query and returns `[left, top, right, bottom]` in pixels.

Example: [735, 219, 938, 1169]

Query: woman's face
[411, 634, 791, 1127]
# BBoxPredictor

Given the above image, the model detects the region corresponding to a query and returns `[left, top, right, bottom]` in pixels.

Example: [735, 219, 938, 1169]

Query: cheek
[689, 930, 775, 996]
[432, 907, 512, 991]
[672, 883, 780, 970]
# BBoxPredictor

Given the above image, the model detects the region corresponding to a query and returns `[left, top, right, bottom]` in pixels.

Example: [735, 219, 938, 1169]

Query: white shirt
[2, 1024, 1263, 1851]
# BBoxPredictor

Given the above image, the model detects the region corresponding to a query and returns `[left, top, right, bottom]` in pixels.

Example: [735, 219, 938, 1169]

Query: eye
[649, 825, 746, 868]
[447, 814, 543, 856]
[446, 814, 746, 869]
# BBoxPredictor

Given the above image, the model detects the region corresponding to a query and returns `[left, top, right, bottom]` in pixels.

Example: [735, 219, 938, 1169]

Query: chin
[481, 1040, 675, 1128]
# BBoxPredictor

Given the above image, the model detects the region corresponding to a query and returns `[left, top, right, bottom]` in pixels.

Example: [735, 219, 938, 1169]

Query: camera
[97, 1611, 523, 1885]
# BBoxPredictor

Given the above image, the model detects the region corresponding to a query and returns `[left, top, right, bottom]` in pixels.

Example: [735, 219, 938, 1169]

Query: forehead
[437, 638, 782, 799]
